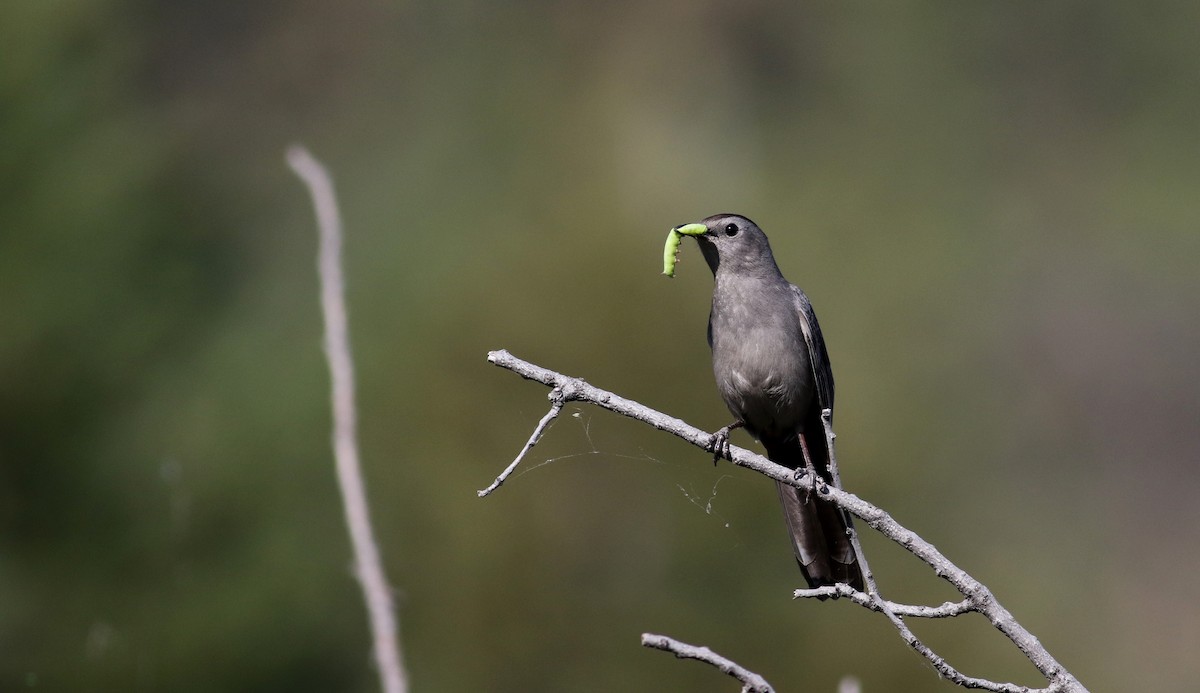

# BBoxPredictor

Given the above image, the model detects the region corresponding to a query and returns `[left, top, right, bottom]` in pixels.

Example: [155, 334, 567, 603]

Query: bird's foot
[797, 433, 829, 498]
[705, 421, 744, 465]
[706, 429, 731, 466]
[792, 464, 829, 503]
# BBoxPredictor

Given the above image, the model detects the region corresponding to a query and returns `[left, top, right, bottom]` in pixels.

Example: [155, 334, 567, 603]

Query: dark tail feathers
[765, 436, 863, 590]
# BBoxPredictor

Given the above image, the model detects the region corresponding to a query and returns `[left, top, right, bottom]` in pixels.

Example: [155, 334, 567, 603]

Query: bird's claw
[706, 429, 731, 466]
[705, 421, 743, 465]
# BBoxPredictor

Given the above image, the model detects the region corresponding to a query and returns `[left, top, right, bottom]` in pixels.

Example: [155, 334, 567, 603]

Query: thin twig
[819, 408, 877, 600]
[486, 349, 1086, 693]
[478, 387, 565, 497]
[641, 634, 774, 693]
[288, 145, 408, 693]
[793, 585, 973, 618]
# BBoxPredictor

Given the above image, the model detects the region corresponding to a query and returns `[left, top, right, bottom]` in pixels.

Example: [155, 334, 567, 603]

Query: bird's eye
[724, 223, 739, 237]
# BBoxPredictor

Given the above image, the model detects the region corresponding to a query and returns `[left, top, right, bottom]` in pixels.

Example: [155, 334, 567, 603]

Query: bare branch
[478, 387, 565, 497]
[794, 585, 972, 619]
[288, 145, 408, 693]
[486, 349, 1087, 693]
[641, 633, 774, 693]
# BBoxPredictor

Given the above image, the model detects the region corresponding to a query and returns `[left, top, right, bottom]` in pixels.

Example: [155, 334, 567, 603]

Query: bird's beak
[673, 223, 708, 237]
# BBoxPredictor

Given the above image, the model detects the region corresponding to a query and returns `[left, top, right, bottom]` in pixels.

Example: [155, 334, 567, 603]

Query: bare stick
[641, 634, 774, 693]
[478, 388, 565, 497]
[288, 145, 408, 693]
[486, 349, 1086, 693]
[793, 585, 973, 618]
[819, 408, 875, 596]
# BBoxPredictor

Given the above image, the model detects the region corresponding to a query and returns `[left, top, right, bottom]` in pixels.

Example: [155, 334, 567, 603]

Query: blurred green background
[3, 1, 1199, 691]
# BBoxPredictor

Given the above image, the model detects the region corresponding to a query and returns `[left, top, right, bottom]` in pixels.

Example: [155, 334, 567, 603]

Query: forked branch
[484, 349, 1086, 693]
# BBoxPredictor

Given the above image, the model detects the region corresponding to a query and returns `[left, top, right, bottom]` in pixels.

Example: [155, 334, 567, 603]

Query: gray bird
[673, 213, 863, 590]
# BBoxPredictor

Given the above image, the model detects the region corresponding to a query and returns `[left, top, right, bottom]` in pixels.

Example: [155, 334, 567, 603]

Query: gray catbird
[673, 213, 863, 590]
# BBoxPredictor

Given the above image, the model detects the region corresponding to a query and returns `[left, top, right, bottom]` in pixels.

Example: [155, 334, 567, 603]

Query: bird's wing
[790, 284, 835, 415]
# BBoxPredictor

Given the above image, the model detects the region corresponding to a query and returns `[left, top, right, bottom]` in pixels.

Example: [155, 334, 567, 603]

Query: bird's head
[672, 213, 779, 278]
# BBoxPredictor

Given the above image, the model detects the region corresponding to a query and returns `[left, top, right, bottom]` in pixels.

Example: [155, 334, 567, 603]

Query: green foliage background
[3, 2, 1199, 691]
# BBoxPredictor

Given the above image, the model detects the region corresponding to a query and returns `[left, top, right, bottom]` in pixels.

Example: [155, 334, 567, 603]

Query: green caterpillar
[661, 223, 707, 278]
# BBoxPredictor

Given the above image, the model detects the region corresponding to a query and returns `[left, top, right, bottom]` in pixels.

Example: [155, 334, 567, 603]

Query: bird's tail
[764, 436, 863, 590]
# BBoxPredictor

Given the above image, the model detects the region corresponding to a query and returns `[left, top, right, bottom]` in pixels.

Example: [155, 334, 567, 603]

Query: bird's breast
[711, 325, 814, 439]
